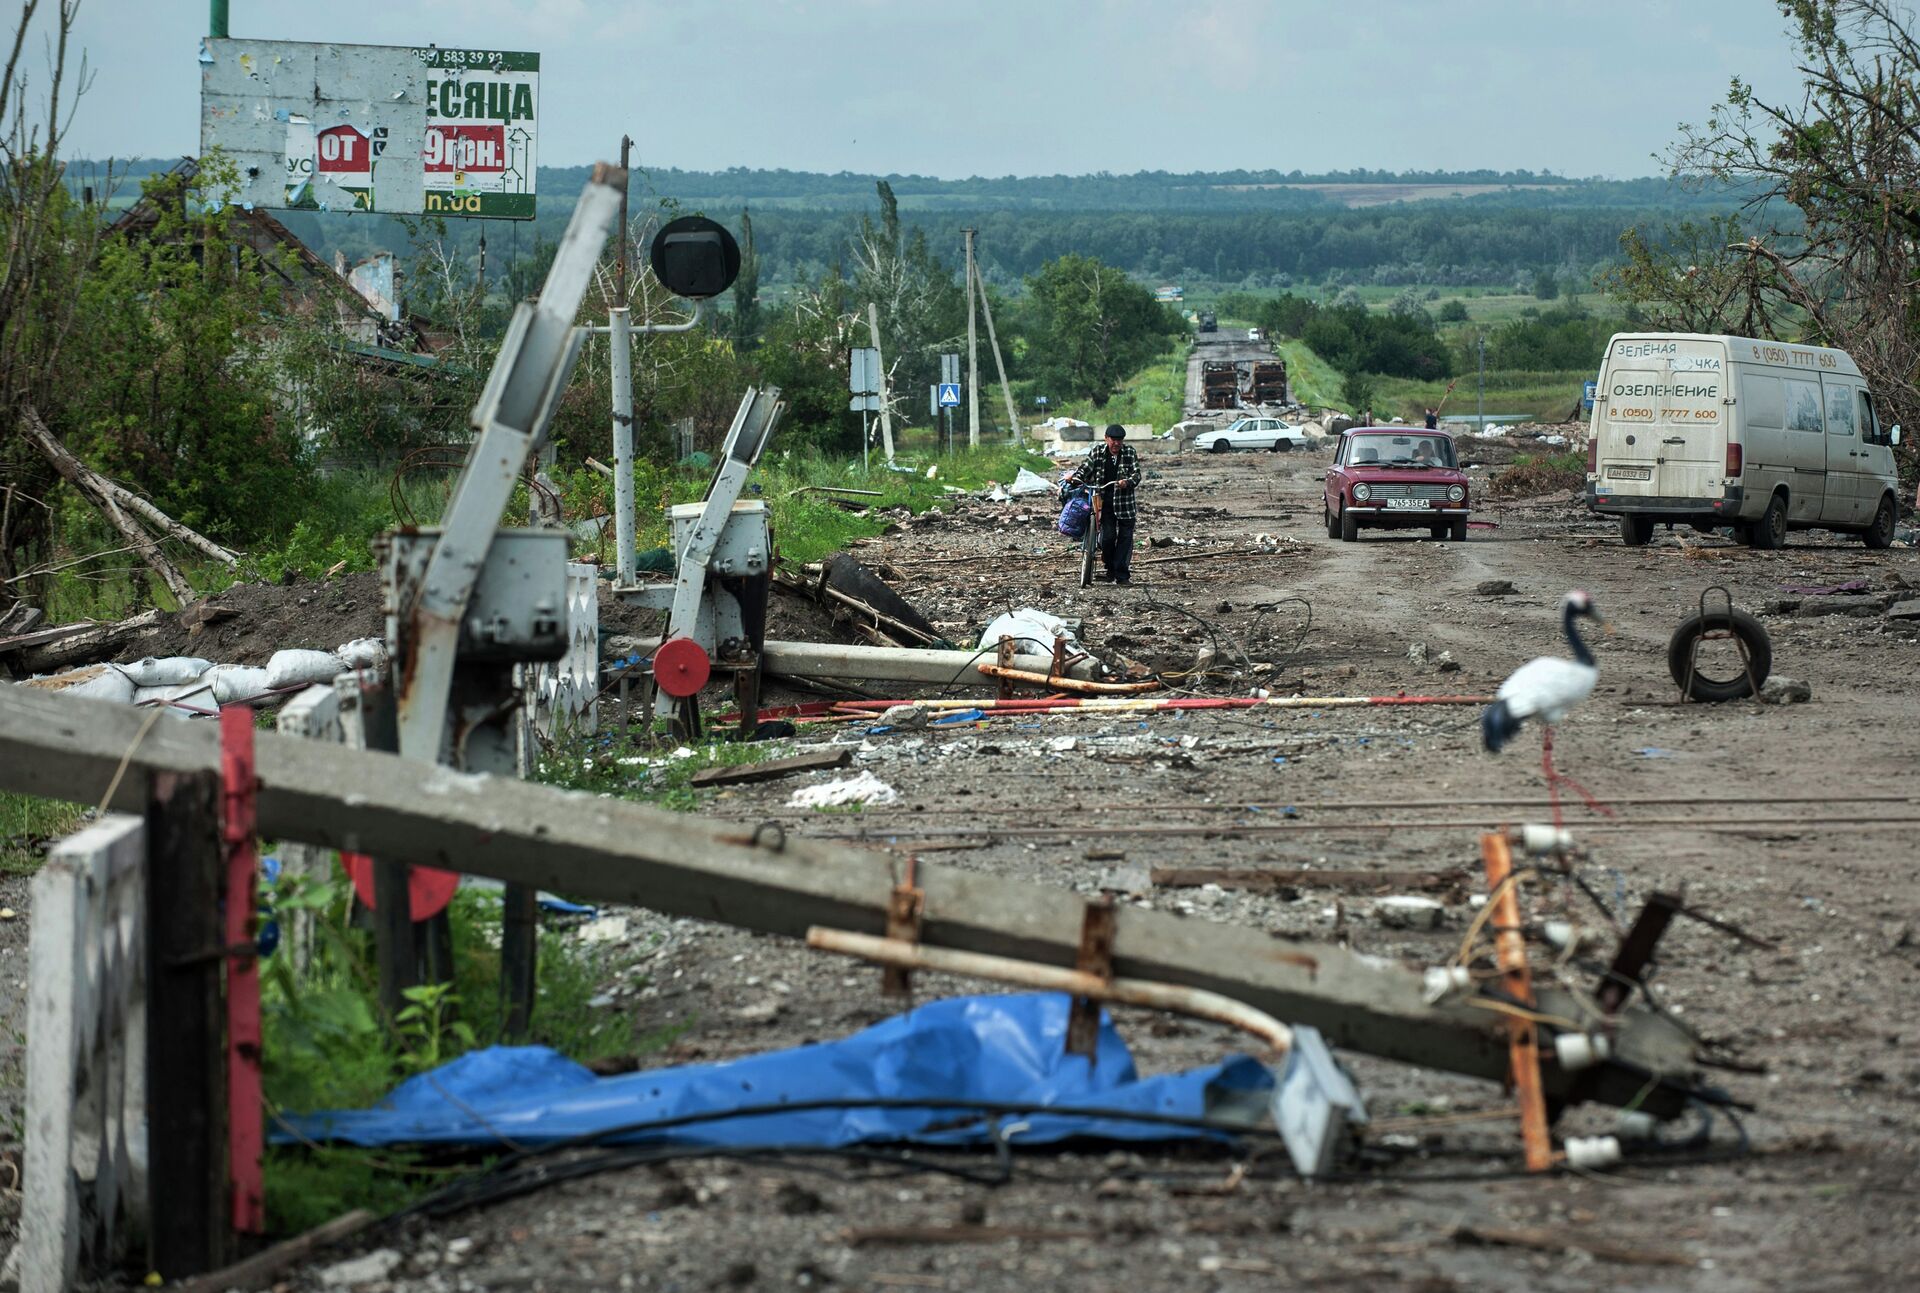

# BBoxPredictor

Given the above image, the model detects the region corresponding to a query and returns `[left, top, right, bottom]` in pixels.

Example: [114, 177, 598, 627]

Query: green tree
[1340, 370, 1377, 416]
[1437, 299, 1470, 322]
[852, 181, 965, 405]
[1020, 253, 1181, 405]
[1531, 268, 1561, 300]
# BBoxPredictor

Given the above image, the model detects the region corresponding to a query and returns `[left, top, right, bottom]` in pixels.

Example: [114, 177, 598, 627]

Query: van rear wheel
[1620, 514, 1654, 546]
[1862, 495, 1896, 549]
[1749, 493, 1789, 549]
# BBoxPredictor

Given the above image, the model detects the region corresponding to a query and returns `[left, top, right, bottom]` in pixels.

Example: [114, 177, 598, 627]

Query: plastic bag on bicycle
[1057, 489, 1092, 539]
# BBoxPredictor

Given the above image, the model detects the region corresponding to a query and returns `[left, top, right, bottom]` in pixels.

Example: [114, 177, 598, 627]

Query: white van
[1585, 332, 1903, 548]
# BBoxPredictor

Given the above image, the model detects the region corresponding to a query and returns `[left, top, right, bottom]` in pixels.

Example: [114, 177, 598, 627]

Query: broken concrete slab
[1796, 596, 1887, 618]
[1759, 676, 1812, 704]
[1886, 600, 1920, 621]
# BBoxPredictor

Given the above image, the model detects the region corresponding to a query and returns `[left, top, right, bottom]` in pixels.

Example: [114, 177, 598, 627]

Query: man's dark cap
[1105, 424, 1126, 440]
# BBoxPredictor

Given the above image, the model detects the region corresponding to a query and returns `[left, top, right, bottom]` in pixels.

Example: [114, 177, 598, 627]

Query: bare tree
[1648, 1, 1920, 438]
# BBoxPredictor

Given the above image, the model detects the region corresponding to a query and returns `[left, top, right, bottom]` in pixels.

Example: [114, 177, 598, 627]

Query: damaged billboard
[200, 39, 538, 219]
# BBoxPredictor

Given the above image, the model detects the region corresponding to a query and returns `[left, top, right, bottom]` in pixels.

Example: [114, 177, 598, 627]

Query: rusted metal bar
[1066, 900, 1117, 1058]
[1481, 832, 1553, 1173]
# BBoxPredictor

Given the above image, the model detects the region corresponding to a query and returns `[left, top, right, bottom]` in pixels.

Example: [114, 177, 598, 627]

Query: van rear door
[1599, 339, 1726, 502]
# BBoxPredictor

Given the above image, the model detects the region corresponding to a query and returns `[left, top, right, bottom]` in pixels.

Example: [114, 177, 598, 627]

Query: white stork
[1482, 590, 1610, 823]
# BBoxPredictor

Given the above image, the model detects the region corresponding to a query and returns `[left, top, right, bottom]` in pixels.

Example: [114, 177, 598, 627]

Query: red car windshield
[1345, 434, 1456, 468]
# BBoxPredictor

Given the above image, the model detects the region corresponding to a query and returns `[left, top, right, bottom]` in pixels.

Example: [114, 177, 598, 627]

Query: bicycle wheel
[1079, 525, 1096, 587]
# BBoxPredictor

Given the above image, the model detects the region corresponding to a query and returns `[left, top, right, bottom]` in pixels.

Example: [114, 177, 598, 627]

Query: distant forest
[86, 160, 1757, 294]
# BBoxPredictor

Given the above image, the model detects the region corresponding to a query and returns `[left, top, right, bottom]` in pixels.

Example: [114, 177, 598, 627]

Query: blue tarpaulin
[276, 993, 1272, 1150]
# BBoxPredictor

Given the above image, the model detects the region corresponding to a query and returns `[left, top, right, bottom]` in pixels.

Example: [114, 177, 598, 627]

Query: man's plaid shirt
[1068, 444, 1143, 520]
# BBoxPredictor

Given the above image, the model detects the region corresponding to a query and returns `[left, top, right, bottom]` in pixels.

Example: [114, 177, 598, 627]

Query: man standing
[1068, 424, 1142, 584]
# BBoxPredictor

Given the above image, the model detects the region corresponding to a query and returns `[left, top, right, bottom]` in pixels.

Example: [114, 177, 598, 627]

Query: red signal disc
[654, 636, 712, 697]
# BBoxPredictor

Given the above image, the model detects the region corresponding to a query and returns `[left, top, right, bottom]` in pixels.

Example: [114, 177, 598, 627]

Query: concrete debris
[1373, 896, 1447, 930]
[318, 1247, 403, 1288]
[877, 703, 930, 730]
[1474, 580, 1517, 596]
[576, 915, 632, 944]
[1886, 599, 1920, 621]
[1435, 651, 1461, 673]
[788, 770, 899, 809]
[1796, 596, 1884, 618]
[1759, 675, 1812, 705]
[1406, 642, 1430, 667]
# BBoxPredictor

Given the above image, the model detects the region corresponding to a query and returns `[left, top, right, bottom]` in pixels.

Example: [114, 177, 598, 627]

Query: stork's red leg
[1538, 724, 1614, 824]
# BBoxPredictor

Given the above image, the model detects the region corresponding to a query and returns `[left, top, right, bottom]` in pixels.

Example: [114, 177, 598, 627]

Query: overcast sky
[57, 0, 1806, 178]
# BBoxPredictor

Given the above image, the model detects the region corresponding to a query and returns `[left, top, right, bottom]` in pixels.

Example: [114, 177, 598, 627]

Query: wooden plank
[0, 688, 1695, 1111]
[688, 748, 851, 788]
[174, 1209, 378, 1293]
[144, 770, 229, 1279]
[1151, 867, 1463, 893]
[1453, 1224, 1696, 1268]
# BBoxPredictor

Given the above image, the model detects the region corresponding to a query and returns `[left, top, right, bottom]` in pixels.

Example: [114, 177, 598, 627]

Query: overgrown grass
[259, 862, 650, 1232]
[1273, 339, 1345, 409]
[1049, 344, 1188, 433]
[535, 732, 793, 811]
[557, 442, 1055, 570]
[1369, 369, 1590, 425]
[0, 792, 85, 875]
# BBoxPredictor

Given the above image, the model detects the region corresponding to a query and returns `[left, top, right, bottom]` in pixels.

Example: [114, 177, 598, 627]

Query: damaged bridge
[0, 686, 1694, 1113]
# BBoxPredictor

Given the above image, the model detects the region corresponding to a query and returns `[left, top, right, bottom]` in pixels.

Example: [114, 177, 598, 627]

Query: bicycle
[1077, 479, 1120, 588]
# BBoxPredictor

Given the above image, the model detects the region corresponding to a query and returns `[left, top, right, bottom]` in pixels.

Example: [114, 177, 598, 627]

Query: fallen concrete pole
[607, 635, 1110, 686]
[0, 687, 1695, 1113]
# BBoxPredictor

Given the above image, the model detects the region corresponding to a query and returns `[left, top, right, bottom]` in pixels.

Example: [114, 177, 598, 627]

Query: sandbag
[26, 664, 135, 703]
[118, 656, 214, 687]
[205, 663, 272, 705]
[336, 637, 388, 670]
[979, 607, 1079, 654]
[265, 648, 349, 689]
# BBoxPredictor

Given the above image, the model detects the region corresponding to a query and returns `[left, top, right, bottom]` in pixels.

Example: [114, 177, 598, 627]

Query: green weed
[0, 793, 86, 875]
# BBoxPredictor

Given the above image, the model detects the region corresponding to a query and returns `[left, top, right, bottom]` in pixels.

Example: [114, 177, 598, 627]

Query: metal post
[868, 301, 894, 462]
[1478, 333, 1486, 436]
[209, 0, 229, 38]
[964, 227, 980, 449]
[617, 135, 632, 302]
[861, 409, 870, 474]
[611, 306, 635, 586]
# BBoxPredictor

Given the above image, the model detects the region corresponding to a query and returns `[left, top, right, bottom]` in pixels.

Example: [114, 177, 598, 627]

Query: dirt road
[193, 450, 1920, 1288]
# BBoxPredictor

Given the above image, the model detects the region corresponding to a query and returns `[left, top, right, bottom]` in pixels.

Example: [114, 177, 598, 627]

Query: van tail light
[1587, 437, 1598, 474]
[1725, 443, 1743, 478]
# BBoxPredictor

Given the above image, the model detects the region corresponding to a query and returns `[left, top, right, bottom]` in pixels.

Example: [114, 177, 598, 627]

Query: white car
[1194, 416, 1311, 454]
[1248, 328, 1263, 342]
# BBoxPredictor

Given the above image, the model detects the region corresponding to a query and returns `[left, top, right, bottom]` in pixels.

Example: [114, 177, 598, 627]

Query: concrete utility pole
[0, 686, 1700, 1115]
[612, 136, 635, 586]
[973, 256, 1020, 444]
[964, 227, 980, 448]
[868, 301, 895, 462]
[1478, 332, 1487, 436]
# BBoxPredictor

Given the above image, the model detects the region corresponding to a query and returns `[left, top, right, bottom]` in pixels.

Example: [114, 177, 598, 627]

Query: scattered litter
[1634, 747, 1676, 758]
[1373, 896, 1446, 930]
[318, 1248, 402, 1289]
[1048, 736, 1078, 753]
[877, 703, 929, 731]
[575, 915, 631, 944]
[1009, 467, 1053, 496]
[0, 907, 15, 921]
[789, 770, 899, 809]
[930, 708, 985, 726]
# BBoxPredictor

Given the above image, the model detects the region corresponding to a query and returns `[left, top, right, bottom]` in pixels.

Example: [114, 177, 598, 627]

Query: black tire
[1339, 505, 1359, 542]
[1749, 492, 1789, 549]
[1862, 494, 1896, 549]
[1449, 517, 1468, 543]
[1668, 608, 1772, 701]
[1273, 439, 1293, 453]
[1620, 513, 1654, 546]
[1209, 439, 1231, 454]
[1429, 525, 1446, 540]
[1324, 504, 1339, 539]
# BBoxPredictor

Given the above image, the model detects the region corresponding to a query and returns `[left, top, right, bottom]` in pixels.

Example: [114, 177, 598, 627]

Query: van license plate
[1385, 498, 1427, 510]
[1607, 466, 1653, 481]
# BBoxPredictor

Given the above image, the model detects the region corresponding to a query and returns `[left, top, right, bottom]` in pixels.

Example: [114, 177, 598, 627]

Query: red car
[1323, 429, 1471, 542]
